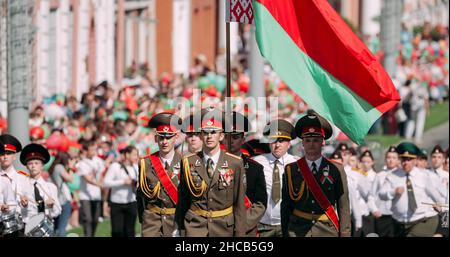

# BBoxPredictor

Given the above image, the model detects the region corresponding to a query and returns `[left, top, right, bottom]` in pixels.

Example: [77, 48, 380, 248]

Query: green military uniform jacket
[137, 151, 182, 237]
[281, 157, 351, 237]
[175, 150, 247, 237]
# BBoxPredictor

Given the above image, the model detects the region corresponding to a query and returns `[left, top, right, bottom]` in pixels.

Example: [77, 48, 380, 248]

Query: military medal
[222, 161, 228, 168]
[320, 166, 334, 185]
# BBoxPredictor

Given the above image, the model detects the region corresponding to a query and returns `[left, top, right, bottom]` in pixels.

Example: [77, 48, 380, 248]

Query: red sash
[149, 153, 178, 205]
[297, 158, 340, 232]
[244, 196, 252, 209]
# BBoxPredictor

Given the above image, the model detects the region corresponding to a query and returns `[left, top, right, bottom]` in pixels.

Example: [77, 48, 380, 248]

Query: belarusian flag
[254, 0, 400, 144]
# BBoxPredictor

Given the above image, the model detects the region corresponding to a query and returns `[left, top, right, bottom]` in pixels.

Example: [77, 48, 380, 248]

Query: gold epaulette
[287, 164, 305, 201]
[225, 152, 241, 159]
[183, 157, 207, 198]
[139, 158, 160, 199]
[352, 167, 368, 176]
[140, 154, 151, 160]
[183, 153, 196, 159]
[17, 170, 29, 177]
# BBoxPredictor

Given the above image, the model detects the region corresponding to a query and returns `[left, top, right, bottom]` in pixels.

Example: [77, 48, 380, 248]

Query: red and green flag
[252, 0, 400, 144]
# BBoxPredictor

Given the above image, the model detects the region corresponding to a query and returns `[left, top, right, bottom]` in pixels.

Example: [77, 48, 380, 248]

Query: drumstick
[16, 193, 38, 205]
[421, 202, 449, 207]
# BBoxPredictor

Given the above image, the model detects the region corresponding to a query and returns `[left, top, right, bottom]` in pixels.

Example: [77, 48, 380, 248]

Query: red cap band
[201, 119, 222, 129]
[156, 125, 177, 133]
[4, 144, 17, 152]
[301, 127, 325, 137]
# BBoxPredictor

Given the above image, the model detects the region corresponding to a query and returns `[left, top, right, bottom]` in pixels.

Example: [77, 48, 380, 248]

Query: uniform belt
[293, 209, 329, 221]
[148, 205, 176, 215]
[190, 206, 233, 218]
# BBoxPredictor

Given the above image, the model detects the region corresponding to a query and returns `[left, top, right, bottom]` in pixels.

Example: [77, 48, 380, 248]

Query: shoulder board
[17, 170, 29, 177]
[246, 157, 262, 165]
[140, 154, 152, 160]
[352, 168, 367, 176]
[225, 152, 241, 159]
[184, 153, 196, 159]
[327, 158, 343, 167]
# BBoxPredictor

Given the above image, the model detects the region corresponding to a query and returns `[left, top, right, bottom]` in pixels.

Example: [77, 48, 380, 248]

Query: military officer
[175, 108, 246, 237]
[252, 119, 298, 237]
[223, 111, 267, 236]
[137, 111, 183, 237]
[281, 113, 351, 237]
[379, 142, 444, 237]
[372, 146, 398, 237]
[181, 113, 203, 155]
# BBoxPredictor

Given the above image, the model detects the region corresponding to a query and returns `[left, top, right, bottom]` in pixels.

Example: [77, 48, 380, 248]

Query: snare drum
[0, 210, 24, 235]
[24, 213, 54, 237]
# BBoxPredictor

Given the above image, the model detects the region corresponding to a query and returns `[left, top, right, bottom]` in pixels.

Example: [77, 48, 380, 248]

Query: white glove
[172, 229, 180, 237]
[172, 223, 181, 237]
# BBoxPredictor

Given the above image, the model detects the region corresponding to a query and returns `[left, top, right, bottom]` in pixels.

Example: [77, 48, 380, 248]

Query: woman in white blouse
[104, 146, 139, 237]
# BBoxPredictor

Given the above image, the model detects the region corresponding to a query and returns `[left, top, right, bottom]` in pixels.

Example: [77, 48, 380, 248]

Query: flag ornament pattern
[226, 0, 254, 24]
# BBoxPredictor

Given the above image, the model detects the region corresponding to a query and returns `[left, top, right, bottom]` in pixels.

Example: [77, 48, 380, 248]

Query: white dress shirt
[77, 156, 105, 201]
[252, 152, 299, 226]
[203, 150, 221, 171]
[0, 166, 29, 212]
[379, 167, 444, 223]
[19, 176, 61, 223]
[372, 168, 394, 215]
[160, 151, 175, 168]
[435, 168, 449, 204]
[422, 168, 447, 217]
[365, 169, 380, 214]
[1, 175, 15, 206]
[345, 166, 372, 217]
[103, 162, 138, 204]
[305, 157, 322, 172]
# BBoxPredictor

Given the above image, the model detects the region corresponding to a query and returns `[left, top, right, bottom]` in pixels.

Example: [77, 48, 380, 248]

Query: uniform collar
[306, 156, 323, 170]
[30, 176, 45, 185]
[402, 167, 419, 177]
[0, 166, 16, 179]
[268, 152, 290, 165]
[160, 151, 175, 166]
[203, 149, 221, 165]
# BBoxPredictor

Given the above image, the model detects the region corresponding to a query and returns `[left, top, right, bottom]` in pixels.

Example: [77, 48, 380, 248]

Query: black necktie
[34, 182, 45, 213]
[272, 160, 281, 204]
[311, 162, 318, 175]
[165, 161, 171, 175]
[406, 173, 417, 214]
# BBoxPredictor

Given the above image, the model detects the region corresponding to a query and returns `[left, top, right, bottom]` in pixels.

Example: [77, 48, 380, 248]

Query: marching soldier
[181, 113, 203, 155]
[137, 111, 183, 237]
[252, 119, 298, 237]
[19, 144, 61, 229]
[223, 111, 268, 236]
[379, 142, 444, 237]
[281, 113, 351, 237]
[372, 146, 398, 237]
[175, 108, 246, 237]
[427, 145, 449, 237]
[359, 150, 380, 236]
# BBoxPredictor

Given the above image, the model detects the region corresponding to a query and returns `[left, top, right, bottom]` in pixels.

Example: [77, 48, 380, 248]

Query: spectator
[48, 152, 76, 237]
[103, 146, 139, 237]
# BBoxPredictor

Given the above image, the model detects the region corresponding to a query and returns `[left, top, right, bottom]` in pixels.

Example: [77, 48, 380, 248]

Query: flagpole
[226, 21, 232, 151]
